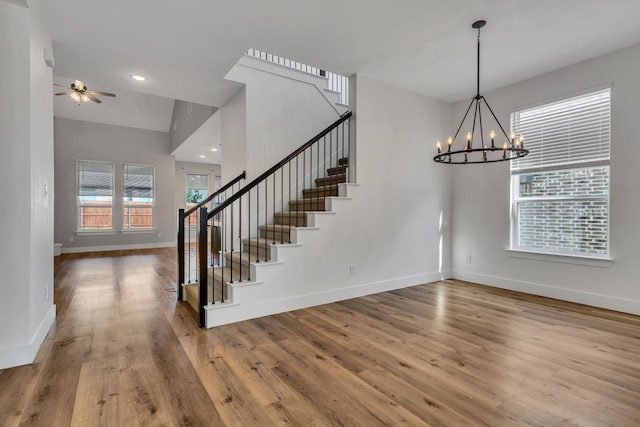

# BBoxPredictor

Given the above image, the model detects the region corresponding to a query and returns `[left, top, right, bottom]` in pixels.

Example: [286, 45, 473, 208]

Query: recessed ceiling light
[199, 155, 206, 158]
[211, 148, 218, 152]
[131, 74, 146, 81]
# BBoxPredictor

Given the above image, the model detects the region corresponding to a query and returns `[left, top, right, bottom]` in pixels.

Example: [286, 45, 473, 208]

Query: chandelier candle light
[433, 20, 528, 164]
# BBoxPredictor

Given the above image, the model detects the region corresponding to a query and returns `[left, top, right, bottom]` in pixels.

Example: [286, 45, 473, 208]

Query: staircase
[183, 157, 351, 316]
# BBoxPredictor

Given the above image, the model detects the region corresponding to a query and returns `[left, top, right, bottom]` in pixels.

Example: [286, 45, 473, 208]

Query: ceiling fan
[54, 80, 116, 104]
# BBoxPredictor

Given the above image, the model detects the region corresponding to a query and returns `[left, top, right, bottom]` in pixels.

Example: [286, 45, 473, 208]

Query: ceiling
[43, 0, 640, 159]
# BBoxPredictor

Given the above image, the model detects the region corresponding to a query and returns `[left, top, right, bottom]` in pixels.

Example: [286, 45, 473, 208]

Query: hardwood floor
[1, 248, 640, 426]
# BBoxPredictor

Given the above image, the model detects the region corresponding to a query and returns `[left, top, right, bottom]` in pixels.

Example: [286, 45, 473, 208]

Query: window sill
[506, 249, 613, 268]
[121, 229, 157, 234]
[76, 230, 116, 236]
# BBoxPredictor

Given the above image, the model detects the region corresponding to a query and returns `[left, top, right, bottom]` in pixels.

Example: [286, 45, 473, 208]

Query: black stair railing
[177, 171, 246, 300]
[193, 111, 352, 327]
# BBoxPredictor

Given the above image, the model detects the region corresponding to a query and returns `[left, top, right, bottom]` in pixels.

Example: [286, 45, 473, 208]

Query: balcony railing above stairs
[247, 48, 349, 105]
[177, 171, 246, 301]
[184, 111, 352, 327]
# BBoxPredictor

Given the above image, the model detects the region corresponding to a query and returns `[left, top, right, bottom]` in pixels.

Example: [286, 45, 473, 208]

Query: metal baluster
[272, 173, 276, 244]
[187, 212, 192, 282]
[264, 178, 268, 261]
[280, 167, 284, 244]
[296, 150, 307, 225]
[296, 155, 299, 227]
[256, 184, 260, 263]
[238, 189, 243, 283]
[317, 137, 320, 211]
[248, 186, 251, 277]
[288, 162, 292, 243]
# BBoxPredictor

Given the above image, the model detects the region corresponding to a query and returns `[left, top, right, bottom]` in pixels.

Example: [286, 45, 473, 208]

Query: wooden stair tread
[316, 174, 346, 187]
[327, 165, 348, 176]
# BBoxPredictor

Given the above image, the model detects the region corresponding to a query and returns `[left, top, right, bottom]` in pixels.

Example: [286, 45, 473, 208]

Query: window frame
[509, 87, 612, 259]
[122, 163, 155, 231]
[76, 160, 115, 233]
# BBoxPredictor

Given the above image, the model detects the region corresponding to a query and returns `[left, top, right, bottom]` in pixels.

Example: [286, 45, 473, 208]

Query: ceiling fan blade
[86, 90, 116, 97]
[85, 93, 102, 103]
[54, 91, 73, 95]
[53, 83, 69, 88]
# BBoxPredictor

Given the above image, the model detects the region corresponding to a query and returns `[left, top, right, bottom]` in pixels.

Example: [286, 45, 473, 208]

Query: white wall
[54, 118, 176, 252]
[0, 0, 55, 369]
[220, 87, 246, 182]
[354, 74, 453, 281]
[451, 42, 640, 315]
[224, 57, 341, 182]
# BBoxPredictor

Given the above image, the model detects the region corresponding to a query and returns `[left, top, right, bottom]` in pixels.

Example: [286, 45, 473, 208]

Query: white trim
[121, 229, 157, 234]
[76, 230, 116, 235]
[61, 241, 175, 254]
[451, 270, 639, 316]
[506, 249, 613, 267]
[0, 304, 56, 370]
[204, 272, 442, 328]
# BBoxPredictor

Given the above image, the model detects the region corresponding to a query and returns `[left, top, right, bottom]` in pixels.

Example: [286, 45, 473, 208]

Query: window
[510, 88, 611, 257]
[123, 164, 154, 230]
[77, 160, 114, 231]
[186, 173, 209, 205]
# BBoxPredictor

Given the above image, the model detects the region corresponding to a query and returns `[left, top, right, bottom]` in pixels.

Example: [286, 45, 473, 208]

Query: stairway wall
[223, 56, 342, 183]
[207, 73, 453, 327]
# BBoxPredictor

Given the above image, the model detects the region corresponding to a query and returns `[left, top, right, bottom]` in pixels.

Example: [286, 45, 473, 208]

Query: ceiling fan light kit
[54, 79, 116, 104]
[433, 20, 528, 165]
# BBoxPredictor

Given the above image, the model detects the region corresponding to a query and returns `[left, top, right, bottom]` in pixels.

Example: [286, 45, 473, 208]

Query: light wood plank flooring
[1, 248, 639, 426]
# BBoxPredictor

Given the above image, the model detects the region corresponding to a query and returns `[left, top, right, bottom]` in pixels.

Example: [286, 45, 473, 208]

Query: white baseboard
[61, 241, 176, 254]
[0, 304, 56, 370]
[452, 270, 640, 316]
[206, 272, 441, 328]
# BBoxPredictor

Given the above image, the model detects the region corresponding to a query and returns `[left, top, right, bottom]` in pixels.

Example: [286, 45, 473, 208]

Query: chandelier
[434, 20, 528, 164]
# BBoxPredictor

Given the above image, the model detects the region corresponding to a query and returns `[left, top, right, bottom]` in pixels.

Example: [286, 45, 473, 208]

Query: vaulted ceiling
[44, 0, 640, 134]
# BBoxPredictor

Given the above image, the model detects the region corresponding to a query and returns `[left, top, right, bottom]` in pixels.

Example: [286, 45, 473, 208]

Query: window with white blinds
[123, 164, 154, 230]
[511, 88, 610, 172]
[77, 160, 114, 231]
[509, 88, 611, 257]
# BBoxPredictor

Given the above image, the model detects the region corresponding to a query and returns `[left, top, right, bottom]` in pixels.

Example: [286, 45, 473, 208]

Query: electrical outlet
[466, 255, 472, 264]
[349, 264, 356, 275]
[69, 236, 74, 242]
[157, 233, 161, 239]
[45, 285, 49, 301]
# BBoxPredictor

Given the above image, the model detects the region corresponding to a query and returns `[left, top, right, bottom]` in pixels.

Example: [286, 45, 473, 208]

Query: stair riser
[213, 269, 249, 284]
[302, 187, 338, 198]
[289, 201, 325, 211]
[260, 230, 291, 242]
[223, 254, 251, 268]
[315, 175, 346, 187]
[274, 215, 307, 227]
[327, 165, 348, 176]
[242, 244, 271, 260]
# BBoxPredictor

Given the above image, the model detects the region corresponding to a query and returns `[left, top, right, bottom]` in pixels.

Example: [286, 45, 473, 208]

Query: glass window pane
[123, 207, 154, 229]
[518, 167, 609, 198]
[78, 207, 113, 230]
[517, 200, 608, 254]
